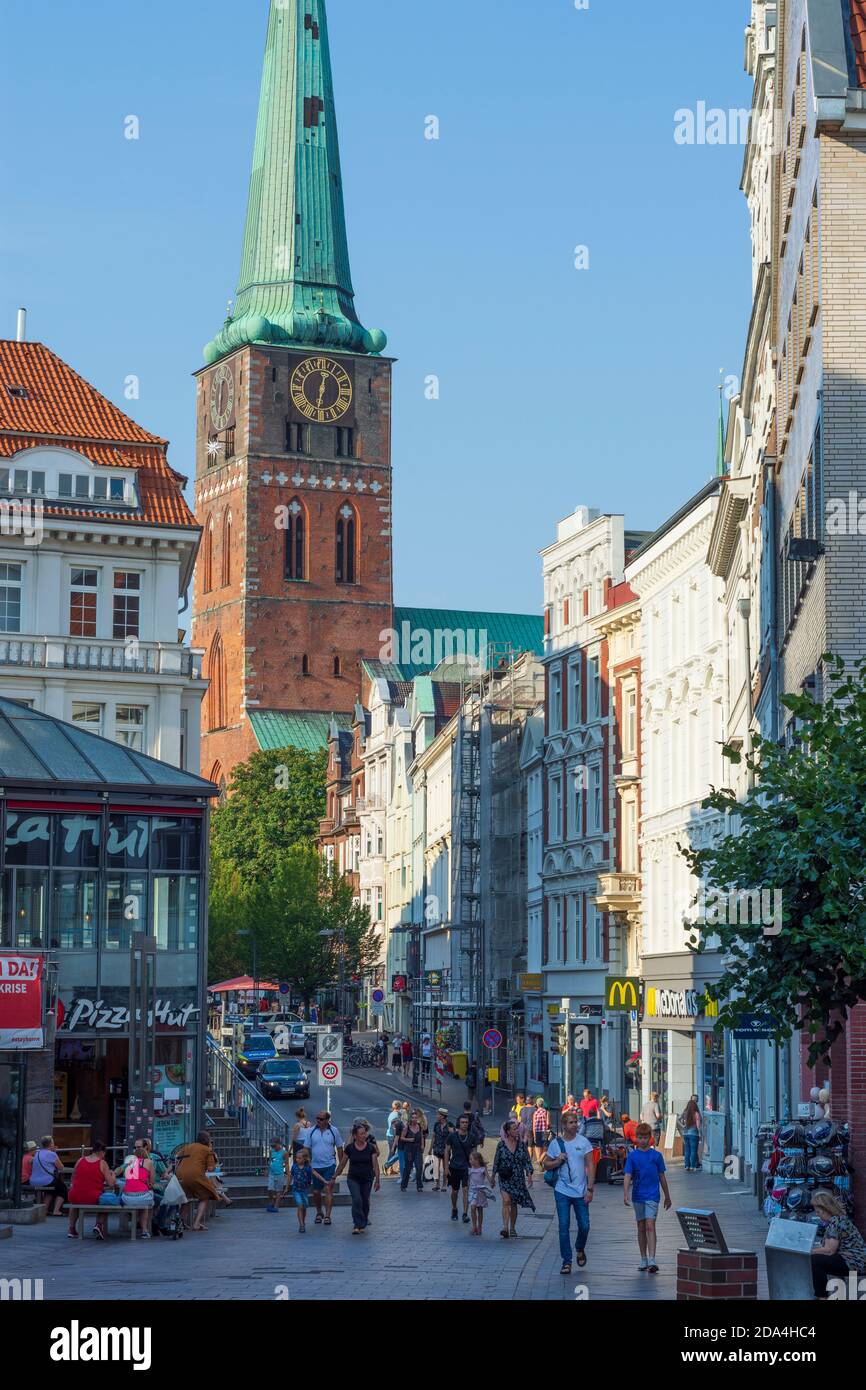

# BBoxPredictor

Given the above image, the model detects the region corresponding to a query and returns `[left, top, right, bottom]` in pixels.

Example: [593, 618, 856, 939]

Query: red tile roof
[852, 1, 866, 87]
[0, 339, 195, 529]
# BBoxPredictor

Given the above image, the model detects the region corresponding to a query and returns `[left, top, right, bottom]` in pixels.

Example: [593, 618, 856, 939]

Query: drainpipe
[737, 595, 755, 791]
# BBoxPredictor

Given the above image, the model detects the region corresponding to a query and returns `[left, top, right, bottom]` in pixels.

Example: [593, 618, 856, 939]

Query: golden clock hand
[317, 373, 328, 408]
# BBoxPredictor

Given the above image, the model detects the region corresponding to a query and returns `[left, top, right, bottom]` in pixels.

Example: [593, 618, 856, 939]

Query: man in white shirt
[543, 1108, 596, 1274]
[299, 1111, 344, 1225]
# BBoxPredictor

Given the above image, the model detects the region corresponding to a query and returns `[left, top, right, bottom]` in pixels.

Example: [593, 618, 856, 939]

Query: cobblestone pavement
[2, 1159, 770, 1302]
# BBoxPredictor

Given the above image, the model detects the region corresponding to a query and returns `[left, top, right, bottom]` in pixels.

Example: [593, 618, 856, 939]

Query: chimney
[16, 308, 26, 342]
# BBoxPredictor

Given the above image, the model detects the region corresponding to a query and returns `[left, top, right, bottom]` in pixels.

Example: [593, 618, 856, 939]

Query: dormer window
[0, 467, 46, 496]
[58, 472, 129, 503]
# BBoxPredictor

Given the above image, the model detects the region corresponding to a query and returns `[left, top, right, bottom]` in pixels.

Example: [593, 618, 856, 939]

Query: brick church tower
[193, 0, 393, 786]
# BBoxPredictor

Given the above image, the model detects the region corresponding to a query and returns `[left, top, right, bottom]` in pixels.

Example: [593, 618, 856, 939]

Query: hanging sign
[0, 953, 44, 1048]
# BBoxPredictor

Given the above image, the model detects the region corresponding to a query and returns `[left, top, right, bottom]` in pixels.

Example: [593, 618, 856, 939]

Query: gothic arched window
[285, 498, 306, 581]
[207, 632, 227, 731]
[221, 509, 232, 588]
[203, 516, 214, 593]
[335, 504, 357, 584]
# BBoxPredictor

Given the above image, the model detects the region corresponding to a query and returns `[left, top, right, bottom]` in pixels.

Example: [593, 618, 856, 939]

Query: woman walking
[682, 1095, 702, 1171]
[398, 1109, 426, 1192]
[383, 1100, 402, 1177]
[335, 1120, 381, 1234]
[291, 1109, 309, 1158]
[530, 1098, 550, 1169]
[67, 1140, 115, 1239]
[430, 1108, 451, 1191]
[175, 1130, 228, 1231]
[492, 1119, 535, 1238]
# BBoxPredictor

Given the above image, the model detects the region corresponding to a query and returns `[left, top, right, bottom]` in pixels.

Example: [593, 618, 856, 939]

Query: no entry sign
[482, 1027, 503, 1050]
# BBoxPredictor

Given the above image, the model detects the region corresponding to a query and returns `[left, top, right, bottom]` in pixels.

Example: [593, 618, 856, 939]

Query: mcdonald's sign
[605, 976, 640, 1012]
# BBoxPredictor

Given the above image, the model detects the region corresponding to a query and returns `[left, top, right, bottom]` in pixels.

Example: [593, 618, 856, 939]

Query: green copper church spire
[204, 0, 386, 365]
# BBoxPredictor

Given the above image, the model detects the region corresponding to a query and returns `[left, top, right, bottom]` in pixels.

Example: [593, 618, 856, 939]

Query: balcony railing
[595, 872, 642, 916]
[0, 637, 204, 679]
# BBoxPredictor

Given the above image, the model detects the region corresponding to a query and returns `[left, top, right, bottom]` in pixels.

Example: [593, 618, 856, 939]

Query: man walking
[543, 1109, 596, 1275]
[623, 1122, 671, 1273]
[420, 1033, 433, 1077]
[444, 1113, 474, 1224]
[640, 1092, 662, 1149]
[299, 1111, 344, 1226]
[465, 1059, 478, 1106]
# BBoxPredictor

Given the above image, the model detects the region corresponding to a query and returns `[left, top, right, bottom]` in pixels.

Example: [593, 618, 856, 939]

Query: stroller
[152, 1148, 187, 1239]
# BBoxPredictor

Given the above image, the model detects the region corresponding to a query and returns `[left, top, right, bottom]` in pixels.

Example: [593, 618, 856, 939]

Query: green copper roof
[204, 0, 386, 365]
[391, 607, 544, 677]
[248, 708, 353, 754]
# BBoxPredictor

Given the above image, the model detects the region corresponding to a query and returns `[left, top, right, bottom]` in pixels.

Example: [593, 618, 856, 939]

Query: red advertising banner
[0, 953, 44, 1048]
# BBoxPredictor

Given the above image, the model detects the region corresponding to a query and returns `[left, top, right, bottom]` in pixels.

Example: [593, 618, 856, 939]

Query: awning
[208, 976, 279, 993]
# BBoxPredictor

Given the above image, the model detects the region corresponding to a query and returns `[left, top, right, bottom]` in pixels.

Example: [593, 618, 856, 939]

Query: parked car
[236, 1032, 278, 1077]
[256, 1058, 311, 1100]
[256, 1011, 302, 1030]
[285, 1022, 307, 1054]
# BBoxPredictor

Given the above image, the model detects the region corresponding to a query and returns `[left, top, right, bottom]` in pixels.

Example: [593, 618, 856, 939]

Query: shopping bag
[422, 1155, 435, 1183]
[162, 1173, 187, 1206]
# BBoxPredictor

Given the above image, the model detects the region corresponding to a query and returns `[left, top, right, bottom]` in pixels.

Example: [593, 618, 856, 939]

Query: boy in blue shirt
[623, 1122, 672, 1273]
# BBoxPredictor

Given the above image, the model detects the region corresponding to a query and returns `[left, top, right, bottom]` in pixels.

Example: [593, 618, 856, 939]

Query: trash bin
[765, 1216, 817, 1299]
[451, 1051, 468, 1080]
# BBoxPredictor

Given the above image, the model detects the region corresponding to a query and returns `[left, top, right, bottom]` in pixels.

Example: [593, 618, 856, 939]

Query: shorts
[633, 1199, 659, 1222]
[268, 1175, 287, 1193]
[312, 1163, 336, 1192]
[121, 1191, 154, 1208]
[292, 1191, 310, 1208]
[448, 1170, 469, 1191]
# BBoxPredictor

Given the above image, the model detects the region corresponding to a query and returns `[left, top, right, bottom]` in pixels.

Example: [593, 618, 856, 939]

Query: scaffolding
[451, 647, 544, 1077]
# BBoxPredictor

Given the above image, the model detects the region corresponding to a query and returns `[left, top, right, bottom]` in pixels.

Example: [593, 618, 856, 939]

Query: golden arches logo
[646, 987, 657, 1016]
[703, 994, 719, 1018]
[605, 977, 639, 1010]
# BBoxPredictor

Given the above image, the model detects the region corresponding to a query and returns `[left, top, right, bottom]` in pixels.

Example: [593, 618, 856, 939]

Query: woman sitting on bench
[67, 1140, 116, 1240]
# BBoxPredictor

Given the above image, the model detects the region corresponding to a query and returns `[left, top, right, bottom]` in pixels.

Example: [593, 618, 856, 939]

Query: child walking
[290, 1146, 318, 1232]
[468, 1150, 493, 1236]
[266, 1139, 288, 1213]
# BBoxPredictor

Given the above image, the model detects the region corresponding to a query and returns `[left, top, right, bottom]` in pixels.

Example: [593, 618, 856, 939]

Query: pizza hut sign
[0, 952, 45, 1049]
[60, 998, 199, 1033]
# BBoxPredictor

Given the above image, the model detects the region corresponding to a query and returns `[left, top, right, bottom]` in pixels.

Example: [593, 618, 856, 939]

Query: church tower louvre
[192, 0, 393, 787]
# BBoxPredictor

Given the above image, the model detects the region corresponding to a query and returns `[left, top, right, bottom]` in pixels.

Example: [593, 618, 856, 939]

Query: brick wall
[676, 1249, 759, 1300]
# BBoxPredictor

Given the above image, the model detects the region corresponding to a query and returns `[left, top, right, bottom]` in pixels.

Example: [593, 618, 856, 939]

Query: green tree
[210, 745, 327, 882]
[681, 654, 866, 1065]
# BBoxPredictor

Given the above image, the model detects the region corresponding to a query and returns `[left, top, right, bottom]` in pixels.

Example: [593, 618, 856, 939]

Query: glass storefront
[1, 805, 206, 1162]
[0, 1061, 24, 1206]
[702, 1030, 726, 1113]
[650, 1030, 669, 1115]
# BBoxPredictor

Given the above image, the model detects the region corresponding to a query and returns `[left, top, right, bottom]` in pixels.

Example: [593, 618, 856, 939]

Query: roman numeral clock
[290, 355, 353, 424]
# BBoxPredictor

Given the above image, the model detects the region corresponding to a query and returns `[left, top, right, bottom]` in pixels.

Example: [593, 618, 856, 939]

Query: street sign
[279, 982, 290, 996]
[572, 1024, 590, 1050]
[317, 1031, 343, 1060]
[371, 1003, 384, 1017]
[371, 988, 385, 1004]
[482, 1027, 503, 1050]
[318, 1059, 342, 1087]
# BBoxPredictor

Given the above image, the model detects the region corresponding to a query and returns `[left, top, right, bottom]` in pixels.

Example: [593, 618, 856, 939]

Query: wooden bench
[67, 1204, 139, 1240]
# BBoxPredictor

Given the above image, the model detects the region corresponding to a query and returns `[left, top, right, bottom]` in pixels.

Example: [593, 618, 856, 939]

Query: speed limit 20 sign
[318, 1059, 342, 1087]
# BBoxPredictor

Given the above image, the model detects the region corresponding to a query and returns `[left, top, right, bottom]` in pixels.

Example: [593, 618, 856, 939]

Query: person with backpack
[298, 1111, 344, 1225]
[444, 1113, 474, 1224]
[397, 1109, 425, 1193]
[461, 1100, 485, 1149]
[543, 1108, 596, 1275]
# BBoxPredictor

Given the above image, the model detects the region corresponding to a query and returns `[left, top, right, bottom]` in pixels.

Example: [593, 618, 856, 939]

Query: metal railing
[204, 1034, 290, 1157]
[0, 637, 203, 679]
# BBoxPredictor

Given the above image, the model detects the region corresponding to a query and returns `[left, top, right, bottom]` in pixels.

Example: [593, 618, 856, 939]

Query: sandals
[323, 1217, 332, 1226]
[560, 1262, 572, 1275]
[576, 1251, 587, 1268]
[314, 1213, 324, 1224]
[500, 1228, 509, 1239]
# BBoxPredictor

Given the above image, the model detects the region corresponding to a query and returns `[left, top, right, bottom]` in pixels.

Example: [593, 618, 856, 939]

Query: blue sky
[1, 0, 754, 615]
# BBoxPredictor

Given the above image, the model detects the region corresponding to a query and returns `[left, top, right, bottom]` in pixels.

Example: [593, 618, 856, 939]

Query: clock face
[290, 356, 353, 424]
[210, 363, 235, 432]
